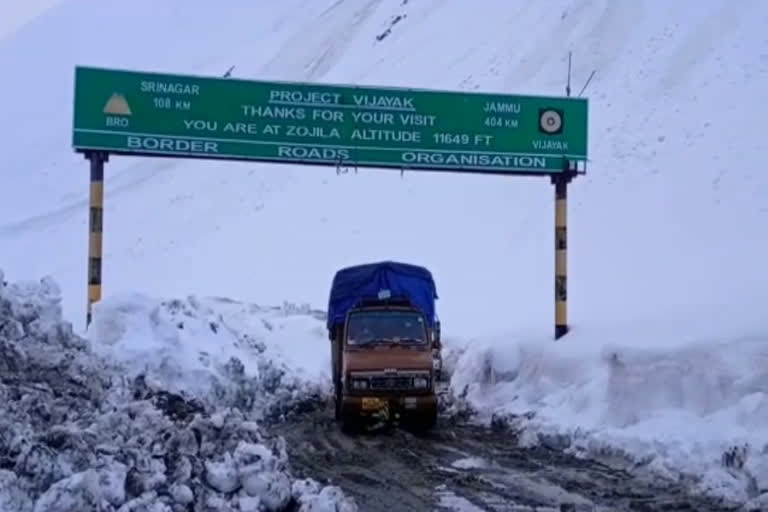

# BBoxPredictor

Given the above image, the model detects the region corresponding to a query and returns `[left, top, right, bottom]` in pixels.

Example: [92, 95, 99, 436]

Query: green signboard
[72, 66, 588, 174]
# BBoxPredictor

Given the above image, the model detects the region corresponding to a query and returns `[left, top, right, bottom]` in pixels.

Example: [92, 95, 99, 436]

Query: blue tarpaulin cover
[326, 261, 438, 331]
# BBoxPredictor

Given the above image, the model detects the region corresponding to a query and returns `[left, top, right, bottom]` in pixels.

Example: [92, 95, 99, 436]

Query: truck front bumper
[341, 393, 437, 420]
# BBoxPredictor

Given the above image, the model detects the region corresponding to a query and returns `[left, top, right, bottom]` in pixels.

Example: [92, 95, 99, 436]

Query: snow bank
[86, 292, 332, 422]
[0, 269, 356, 511]
[446, 318, 768, 508]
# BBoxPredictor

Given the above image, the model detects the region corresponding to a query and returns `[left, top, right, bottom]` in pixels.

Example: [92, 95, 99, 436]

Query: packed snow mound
[0, 269, 356, 511]
[87, 292, 332, 423]
[446, 322, 768, 508]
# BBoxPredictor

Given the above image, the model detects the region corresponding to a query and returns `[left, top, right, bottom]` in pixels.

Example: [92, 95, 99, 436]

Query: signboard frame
[72, 66, 588, 177]
[71, 65, 589, 340]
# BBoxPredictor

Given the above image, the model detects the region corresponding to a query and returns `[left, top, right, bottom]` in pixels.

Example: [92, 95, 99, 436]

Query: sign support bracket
[85, 150, 108, 327]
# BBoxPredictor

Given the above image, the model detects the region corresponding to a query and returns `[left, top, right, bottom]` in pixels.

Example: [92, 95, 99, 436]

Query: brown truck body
[329, 302, 439, 433]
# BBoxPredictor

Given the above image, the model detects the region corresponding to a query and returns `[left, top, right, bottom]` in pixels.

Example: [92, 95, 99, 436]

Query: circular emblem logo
[539, 109, 563, 134]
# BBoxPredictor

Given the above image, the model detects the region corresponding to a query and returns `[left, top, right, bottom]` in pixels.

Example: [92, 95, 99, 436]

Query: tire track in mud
[273, 403, 739, 512]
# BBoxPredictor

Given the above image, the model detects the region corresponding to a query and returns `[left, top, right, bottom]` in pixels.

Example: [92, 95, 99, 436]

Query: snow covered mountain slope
[0, 0, 65, 42]
[1, 0, 766, 336]
[1, 0, 767, 506]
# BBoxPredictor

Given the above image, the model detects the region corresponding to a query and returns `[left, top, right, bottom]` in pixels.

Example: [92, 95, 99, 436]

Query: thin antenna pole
[566, 52, 572, 97]
[578, 70, 596, 97]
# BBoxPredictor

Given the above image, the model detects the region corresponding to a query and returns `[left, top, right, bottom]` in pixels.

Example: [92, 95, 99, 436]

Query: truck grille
[369, 376, 413, 390]
[348, 371, 430, 392]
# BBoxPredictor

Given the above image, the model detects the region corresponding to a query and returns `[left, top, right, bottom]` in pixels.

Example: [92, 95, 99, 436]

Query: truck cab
[326, 262, 440, 433]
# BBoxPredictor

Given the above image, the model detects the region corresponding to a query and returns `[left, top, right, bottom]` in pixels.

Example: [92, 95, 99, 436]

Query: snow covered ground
[2, 0, 768, 509]
[445, 315, 768, 507]
[0, 268, 354, 511]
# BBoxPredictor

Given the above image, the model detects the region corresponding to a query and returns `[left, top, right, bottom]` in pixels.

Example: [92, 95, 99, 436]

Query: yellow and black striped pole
[553, 173, 569, 339]
[86, 152, 107, 327]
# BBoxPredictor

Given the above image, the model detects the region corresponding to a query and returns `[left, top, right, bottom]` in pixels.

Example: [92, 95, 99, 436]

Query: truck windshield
[346, 311, 427, 346]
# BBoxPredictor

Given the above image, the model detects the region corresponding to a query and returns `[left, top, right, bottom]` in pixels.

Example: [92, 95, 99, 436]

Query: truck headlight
[351, 378, 368, 390]
[412, 377, 429, 389]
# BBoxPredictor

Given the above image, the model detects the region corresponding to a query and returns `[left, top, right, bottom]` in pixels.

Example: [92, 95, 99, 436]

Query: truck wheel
[340, 412, 361, 435]
[421, 408, 438, 432]
[426, 407, 438, 429]
[405, 406, 437, 435]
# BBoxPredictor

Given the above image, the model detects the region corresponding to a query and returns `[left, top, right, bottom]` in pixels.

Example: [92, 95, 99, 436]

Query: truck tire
[339, 411, 361, 435]
[421, 407, 438, 432]
[404, 403, 437, 434]
[425, 406, 438, 430]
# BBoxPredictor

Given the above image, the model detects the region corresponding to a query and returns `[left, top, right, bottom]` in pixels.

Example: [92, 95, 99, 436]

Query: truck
[326, 261, 441, 433]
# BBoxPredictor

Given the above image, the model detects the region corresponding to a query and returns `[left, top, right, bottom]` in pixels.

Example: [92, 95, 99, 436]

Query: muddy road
[272, 402, 739, 512]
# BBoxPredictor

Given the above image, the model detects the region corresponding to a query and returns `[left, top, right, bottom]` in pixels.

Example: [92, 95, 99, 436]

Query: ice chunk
[169, 483, 194, 505]
[204, 454, 240, 493]
[0, 470, 34, 512]
[33, 469, 101, 512]
[241, 470, 291, 510]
